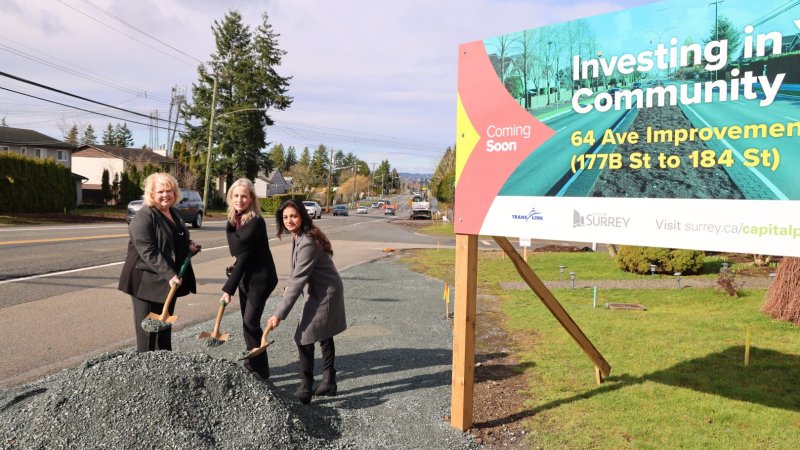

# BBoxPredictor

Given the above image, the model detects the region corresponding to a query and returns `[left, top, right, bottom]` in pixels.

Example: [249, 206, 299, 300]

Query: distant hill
[399, 172, 431, 182]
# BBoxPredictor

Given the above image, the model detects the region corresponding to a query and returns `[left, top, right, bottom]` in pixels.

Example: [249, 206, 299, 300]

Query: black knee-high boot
[294, 343, 314, 404]
[314, 338, 337, 396]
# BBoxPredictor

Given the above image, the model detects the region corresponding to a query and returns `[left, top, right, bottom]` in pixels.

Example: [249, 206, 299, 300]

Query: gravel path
[0, 255, 478, 449]
[501, 275, 774, 291]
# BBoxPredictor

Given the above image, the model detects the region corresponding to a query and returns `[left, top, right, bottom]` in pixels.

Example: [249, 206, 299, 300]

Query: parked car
[384, 206, 396, 216]
[356, 206, 368, 214]
[371, 202, 380, 208]
[303, 200, 322, 219]
[332, 205, 349, 216]
[126, 189, 205, 228]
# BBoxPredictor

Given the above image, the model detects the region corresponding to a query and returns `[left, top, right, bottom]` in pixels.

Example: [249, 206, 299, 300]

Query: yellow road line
[0, 234, 129, 246]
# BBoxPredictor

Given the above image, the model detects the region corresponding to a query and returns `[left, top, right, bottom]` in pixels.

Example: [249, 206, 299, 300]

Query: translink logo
[511, 208, 544, 222]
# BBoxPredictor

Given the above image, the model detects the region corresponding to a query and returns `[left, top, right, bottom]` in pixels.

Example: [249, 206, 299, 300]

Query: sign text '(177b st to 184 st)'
[570, 148, 780, 174]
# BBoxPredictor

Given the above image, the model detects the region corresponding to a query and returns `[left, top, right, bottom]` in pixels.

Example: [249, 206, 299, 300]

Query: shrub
[616, 246, 705, 275]
[258, 194, 307, 215]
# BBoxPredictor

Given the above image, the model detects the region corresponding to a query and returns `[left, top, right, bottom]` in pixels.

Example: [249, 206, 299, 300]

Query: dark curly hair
[275, 200, 333, 256]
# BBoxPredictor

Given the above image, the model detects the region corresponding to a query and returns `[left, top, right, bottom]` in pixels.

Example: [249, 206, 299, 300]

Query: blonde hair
[142, 173, 182, 208]
[226, 178, 262, 225]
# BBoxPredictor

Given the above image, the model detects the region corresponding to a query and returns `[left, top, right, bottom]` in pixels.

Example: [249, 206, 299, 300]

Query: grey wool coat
[118, 206, 196, 303]
[274, 232, 346, 346]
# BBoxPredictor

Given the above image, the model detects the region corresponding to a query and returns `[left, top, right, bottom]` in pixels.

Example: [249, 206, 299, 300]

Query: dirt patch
[468, 294, 533, 449]
[533, 244, 591, 252]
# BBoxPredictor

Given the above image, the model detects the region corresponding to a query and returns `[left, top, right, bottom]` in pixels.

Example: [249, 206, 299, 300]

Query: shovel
[198, 299, 230, 347]
[140, 256, 191, 333]
[238, 323, 275, 360]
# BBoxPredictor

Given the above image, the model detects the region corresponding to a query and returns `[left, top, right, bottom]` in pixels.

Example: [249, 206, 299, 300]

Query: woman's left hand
[189, 240, 202, 255]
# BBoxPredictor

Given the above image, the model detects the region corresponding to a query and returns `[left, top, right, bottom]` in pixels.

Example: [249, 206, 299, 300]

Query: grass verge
[399, 249, 800, 449]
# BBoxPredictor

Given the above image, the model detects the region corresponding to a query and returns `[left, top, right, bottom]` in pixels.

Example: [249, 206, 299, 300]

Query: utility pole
[202, 76, 218, 210]
[326, 147, 333, 208]
[351, 164, 357, 208]
[369, 162, 376, 199]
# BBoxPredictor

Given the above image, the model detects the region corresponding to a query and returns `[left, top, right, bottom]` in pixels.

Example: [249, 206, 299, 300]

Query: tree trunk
[762, 257, 800, 325]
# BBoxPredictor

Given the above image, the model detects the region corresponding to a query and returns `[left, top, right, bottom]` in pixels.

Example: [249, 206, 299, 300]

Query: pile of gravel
[0, 351, 339, 449]
[1, 256, 481, 449]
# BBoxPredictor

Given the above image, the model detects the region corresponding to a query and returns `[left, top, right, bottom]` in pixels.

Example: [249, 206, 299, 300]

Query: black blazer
[118, 206, 197, 303]
[222, 216, 278, 297]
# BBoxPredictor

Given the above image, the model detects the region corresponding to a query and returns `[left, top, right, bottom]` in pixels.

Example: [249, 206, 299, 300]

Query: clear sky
[0, 0, 657, 173]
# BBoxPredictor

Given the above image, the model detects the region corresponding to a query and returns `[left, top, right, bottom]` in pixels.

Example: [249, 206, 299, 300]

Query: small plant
[716, 271, 744, 297]
[615, 245, 705, 275]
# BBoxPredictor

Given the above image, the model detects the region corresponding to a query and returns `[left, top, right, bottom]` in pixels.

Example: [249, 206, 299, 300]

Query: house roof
[75, 144, 175, 164]
[0, 126, 72, 148]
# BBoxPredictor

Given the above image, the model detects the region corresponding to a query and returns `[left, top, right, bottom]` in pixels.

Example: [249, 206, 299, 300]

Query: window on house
[33, 148, 43, 158]
[0, 146, 8, 153]
[57, 150, 68, 161]
[20, 147, 27, 156]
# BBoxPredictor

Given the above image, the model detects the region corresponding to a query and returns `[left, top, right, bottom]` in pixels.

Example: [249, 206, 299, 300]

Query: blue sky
[0, 0, 661, 173]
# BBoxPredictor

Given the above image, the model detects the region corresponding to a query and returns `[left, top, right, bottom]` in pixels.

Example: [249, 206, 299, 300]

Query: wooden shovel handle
[158, 283, 179, 321]
[211, 300, 226, 335]
[157, 256, 192, 321]
[259, 323, 273, 348]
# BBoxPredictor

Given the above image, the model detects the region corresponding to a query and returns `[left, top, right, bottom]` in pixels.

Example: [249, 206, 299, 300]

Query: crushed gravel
[0, 255, 479, 449]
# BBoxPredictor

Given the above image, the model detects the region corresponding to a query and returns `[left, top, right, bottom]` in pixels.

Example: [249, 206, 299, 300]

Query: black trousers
[297, 338, 335, 383]
[239, 280, 270, 378]
[131, 296, 175, 352]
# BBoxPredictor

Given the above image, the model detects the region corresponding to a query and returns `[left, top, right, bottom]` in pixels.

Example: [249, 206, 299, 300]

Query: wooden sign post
[450, 234, 610, 431]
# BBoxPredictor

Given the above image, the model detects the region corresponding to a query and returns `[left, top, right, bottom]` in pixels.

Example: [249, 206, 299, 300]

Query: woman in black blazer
[220, 178, 278, 379]
[118, 172, 200, 352]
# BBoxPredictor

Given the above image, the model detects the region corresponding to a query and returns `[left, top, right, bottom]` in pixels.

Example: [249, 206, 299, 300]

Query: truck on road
[410, 195, 432, 220]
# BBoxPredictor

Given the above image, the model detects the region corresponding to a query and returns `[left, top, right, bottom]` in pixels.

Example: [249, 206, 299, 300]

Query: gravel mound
[0, 351, 339, 449]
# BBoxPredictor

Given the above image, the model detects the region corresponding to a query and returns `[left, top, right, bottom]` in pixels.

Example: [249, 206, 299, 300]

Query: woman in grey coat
[267, 200, 346, 404]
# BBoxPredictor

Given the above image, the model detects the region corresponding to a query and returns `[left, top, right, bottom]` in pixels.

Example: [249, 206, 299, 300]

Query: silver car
[302, 201, 322, 219]
[126, 189, 205, 228]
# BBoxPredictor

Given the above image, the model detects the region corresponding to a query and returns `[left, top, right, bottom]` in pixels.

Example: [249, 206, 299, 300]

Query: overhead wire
[0, 85, 183, 132]
[53, 0, 197, 67]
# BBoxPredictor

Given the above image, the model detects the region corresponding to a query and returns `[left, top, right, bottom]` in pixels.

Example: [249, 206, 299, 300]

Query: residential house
[0, 126, 87, 203]
[0, 126, 75, 167]
[72, 144, 176, 204]
[254, 168, 291, 198]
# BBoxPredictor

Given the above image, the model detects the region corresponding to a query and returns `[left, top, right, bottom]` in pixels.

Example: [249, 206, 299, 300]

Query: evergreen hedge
[0, 153, 76, 213]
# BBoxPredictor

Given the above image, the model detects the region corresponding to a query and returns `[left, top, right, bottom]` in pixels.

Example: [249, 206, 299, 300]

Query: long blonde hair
[226, 178, 262, 225]
[142, 173, 181, 208]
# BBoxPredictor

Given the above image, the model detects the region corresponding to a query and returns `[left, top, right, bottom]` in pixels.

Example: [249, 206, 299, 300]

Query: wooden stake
[523, 245, 528, 262]
[595, 366, 602, 385]
[451, 234, 477, 431]
[744, 327, 751, 367]
[493, 236, 611, 378]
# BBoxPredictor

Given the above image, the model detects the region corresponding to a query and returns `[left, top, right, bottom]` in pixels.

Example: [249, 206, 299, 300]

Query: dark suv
[126, 189, 205, 228]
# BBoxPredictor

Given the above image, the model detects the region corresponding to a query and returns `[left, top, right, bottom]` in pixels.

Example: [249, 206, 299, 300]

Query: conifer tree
[182, 10, 292, 186]
[102, 124, 115, 146]
[82, 124, 97, 145]
[65, 125, 79, 146]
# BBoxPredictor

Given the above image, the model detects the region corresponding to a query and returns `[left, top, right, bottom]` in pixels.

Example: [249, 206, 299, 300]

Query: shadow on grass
[473, 345, 800, 429]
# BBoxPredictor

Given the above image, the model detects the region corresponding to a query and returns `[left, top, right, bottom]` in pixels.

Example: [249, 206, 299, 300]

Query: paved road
[0, 213, 451, 388]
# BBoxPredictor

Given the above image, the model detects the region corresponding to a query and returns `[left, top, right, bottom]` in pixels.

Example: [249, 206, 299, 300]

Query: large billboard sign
[455, 0, 800, 256]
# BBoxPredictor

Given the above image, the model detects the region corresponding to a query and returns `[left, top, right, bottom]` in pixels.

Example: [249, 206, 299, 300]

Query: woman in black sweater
[220, 178, 278, 379]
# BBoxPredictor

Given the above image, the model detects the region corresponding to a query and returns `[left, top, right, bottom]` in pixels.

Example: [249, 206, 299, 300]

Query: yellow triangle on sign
[455, 94, 479, 187]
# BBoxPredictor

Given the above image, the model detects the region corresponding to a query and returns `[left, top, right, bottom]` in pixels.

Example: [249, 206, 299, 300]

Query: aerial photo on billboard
[455, 0, 800, 256]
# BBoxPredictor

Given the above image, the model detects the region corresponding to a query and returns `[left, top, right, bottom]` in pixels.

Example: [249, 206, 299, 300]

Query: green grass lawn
[399, 249, 800, 449]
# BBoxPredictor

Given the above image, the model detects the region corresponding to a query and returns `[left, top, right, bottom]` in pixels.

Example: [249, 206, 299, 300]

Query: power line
[53, 0, 197, 67]
[79, 0, 204, 65]
[0, 70, 175, 125]
[0, 85, 183, 132]
[0, 37, 164, 101]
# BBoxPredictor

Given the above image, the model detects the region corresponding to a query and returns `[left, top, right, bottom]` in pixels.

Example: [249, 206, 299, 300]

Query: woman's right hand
[220, 292, 231, 305]
[169, 276, 182, 288]
[267, 315, 281, 330]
